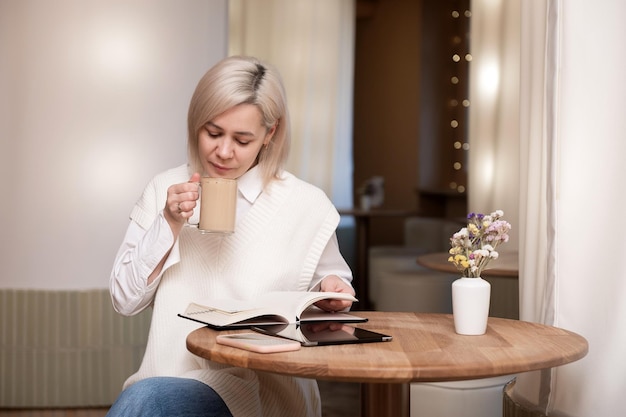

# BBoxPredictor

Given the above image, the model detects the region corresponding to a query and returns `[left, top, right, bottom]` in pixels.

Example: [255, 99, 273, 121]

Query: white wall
[0, 0, 227, 289]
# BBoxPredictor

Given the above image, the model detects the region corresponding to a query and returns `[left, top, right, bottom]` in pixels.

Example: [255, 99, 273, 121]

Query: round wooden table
[186, 311, 587, 417]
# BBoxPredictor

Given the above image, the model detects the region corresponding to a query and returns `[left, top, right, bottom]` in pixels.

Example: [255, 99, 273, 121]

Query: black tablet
[251, 321, 392, 347]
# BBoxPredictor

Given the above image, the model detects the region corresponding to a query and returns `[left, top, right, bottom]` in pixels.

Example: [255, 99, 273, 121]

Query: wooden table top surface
[186, 311, 588, 384]
[417, 251, 519, 278]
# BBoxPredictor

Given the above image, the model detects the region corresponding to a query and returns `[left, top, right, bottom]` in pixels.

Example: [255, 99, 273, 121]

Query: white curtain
[471, 0, 626, 415]
[468, 0, 520, 252]
[228, 0, 355, 209]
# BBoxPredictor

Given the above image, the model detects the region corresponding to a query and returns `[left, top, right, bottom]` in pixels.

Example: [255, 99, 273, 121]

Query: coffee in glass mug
[198, 177, 237, 234]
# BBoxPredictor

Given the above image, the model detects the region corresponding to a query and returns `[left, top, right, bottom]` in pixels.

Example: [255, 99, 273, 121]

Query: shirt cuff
[138, 211, 180, 285]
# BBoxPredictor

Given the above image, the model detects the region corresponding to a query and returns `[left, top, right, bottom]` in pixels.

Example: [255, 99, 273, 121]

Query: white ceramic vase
[452, 277, 491, 335]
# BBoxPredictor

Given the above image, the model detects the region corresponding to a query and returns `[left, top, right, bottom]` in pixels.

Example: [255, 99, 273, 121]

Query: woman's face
[198, 104, 274, 179]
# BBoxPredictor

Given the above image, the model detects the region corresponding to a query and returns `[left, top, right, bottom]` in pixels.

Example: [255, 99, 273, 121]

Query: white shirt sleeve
[109, 211, 181, 316]
[308, 233, 354, 292]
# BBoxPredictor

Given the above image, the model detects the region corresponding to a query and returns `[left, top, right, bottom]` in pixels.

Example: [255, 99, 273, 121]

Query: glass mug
[196, 177, 237, 234]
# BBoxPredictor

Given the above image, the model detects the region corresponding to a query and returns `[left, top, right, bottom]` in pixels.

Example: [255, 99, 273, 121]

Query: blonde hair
[187, 56, 290, 186]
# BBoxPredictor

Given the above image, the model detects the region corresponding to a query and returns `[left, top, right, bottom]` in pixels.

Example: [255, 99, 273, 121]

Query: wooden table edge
[186, 312, 588, 384]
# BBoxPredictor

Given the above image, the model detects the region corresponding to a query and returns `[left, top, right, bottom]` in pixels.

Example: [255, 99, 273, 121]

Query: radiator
[0, 289, 152, 408]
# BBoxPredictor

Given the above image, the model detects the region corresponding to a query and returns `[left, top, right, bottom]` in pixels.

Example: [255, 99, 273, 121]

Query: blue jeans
[106, 377, 233, 417]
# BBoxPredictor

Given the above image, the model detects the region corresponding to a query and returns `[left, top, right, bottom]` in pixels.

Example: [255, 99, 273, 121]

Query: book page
[299, 306, 367, 323]
[247, 291, 358, 322]
[181, 302, 277, 328]
[181, 291, 359, 328]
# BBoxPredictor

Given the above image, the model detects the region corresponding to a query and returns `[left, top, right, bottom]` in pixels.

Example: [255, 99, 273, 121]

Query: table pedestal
[361, 383, 409, 417]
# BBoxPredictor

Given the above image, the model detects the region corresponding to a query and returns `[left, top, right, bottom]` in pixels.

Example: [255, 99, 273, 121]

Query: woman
[107, 55, 354, 417]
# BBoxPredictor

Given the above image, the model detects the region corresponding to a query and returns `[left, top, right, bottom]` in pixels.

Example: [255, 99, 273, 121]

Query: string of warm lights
[448, 1, 471, 194]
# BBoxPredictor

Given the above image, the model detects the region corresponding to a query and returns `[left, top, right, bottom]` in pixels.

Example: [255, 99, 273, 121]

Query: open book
[178, 291, 366, 329]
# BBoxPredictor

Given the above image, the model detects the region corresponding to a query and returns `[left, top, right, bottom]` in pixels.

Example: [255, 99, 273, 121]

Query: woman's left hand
[315, 275, 355, 312]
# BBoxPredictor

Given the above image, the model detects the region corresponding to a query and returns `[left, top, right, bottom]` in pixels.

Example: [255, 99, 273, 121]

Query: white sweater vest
[124, 165, 340, 417]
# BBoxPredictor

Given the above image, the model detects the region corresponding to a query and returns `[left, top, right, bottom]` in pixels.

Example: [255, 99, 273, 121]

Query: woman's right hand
[163, 173, 201, 234]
